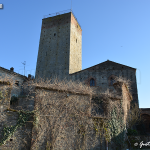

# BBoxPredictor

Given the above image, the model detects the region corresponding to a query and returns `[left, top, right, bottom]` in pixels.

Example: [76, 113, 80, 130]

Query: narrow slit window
[90, 78, 95, 86]
[15, 81, 19, 86]
[110, 77, 115, 85]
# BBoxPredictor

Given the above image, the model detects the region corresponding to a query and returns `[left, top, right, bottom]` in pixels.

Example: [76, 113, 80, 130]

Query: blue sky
[0, 0, 150, 108]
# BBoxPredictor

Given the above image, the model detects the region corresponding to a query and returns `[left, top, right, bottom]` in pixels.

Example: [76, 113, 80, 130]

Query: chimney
[10, 67, 14, 72]
[28, 74, 31, 80]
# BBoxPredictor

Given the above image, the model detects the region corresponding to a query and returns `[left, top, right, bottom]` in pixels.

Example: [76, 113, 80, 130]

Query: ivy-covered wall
[0, 82, 34, 150]
[31, 86, 105, 150]
[0, 80, 135, 150]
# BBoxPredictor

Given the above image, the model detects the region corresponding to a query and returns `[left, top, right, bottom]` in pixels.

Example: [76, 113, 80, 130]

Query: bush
[127, 128, 138, 136]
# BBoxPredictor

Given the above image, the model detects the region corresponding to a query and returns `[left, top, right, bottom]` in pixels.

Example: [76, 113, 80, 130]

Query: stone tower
[35, 11, 82, 81]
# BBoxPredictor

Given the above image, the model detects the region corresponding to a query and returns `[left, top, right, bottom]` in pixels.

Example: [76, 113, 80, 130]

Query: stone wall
[0, 111, 33, 150]
[0, 81, 33, 150]
[0, 81, 12, 111]
[0, 79, 133, 150]
[35, 12, 82, 81]
[30, 86, 105, 150]
[0, 69, 27, 97]
[69, 12, 82, 74]
[69, 60, 138, 106]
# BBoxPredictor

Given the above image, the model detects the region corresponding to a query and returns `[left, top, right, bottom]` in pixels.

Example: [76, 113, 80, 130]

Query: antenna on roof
[21, 61, 26, 76]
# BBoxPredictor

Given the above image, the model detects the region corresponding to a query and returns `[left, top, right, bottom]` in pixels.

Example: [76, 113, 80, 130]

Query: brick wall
[35, 12, 82, 81]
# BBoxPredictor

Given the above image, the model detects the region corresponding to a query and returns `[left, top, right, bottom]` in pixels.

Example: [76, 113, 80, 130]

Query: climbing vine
[107, 100, 126, 149]
[92, 99, 127, 149]
[93, 117, 111, 143]
[0, 109, 34, 146]
[0, 90, 4, 100]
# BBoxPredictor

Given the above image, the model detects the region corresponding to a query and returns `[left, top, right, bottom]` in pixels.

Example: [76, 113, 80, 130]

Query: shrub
[127, 128, 138, 136]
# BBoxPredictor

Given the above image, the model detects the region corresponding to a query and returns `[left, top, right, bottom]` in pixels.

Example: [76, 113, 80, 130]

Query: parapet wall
[31, 86, 99, 150]
[0, 79, 132, 150]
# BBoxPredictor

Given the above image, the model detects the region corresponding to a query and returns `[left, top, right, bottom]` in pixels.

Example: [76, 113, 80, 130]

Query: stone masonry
[35, 12, 82, 81]
[35, 11, 139, 107]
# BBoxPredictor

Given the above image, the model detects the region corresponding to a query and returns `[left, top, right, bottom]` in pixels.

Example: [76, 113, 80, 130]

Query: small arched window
[109, 75, 116, 86]
[90, 78, 95, 86]
[110, 77, 115, 86]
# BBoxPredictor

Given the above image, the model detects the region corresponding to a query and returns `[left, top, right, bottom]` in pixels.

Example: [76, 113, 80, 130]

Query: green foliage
[93, 118, 111, 142]
[127, 128, 138, 136]
[17, 110, 33, 126]
[107, 101, 126, 149]
[46, 141, 51, 150]
[0, 91, 4, 100]
[0, 110, 34, 146]
[10, 95, 19, 105]
[0, 125, 18, 146]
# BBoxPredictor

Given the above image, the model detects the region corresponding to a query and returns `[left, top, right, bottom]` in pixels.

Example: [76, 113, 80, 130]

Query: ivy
[0, 91, 4, 100]
[107, 101, 126, 149]
[127, 128, 138, 136]
[93, 118, 111, 142]
[92, 99, 127, 149]
[0, 109, 34, 146]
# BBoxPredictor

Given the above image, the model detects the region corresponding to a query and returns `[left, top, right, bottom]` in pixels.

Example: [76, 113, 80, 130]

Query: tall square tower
[35, 11, 82, 81]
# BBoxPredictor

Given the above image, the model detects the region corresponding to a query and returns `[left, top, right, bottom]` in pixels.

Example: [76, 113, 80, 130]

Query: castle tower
[35, 11, 82, 81]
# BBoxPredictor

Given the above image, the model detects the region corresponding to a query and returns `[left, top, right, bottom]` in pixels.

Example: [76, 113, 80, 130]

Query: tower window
[54, 33, 56, 36]
[77, 25, 78, 28]
[76, 39, 77, 43]
[90, 78, 95, 86]
[110, 77, 115, 86]
[15, 81, 19, 86]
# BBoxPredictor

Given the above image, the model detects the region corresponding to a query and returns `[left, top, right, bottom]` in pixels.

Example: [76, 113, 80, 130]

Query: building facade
[0, 66, 28, 97]
[35, 12, 82, 81]
[35, 11, 139, 106]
